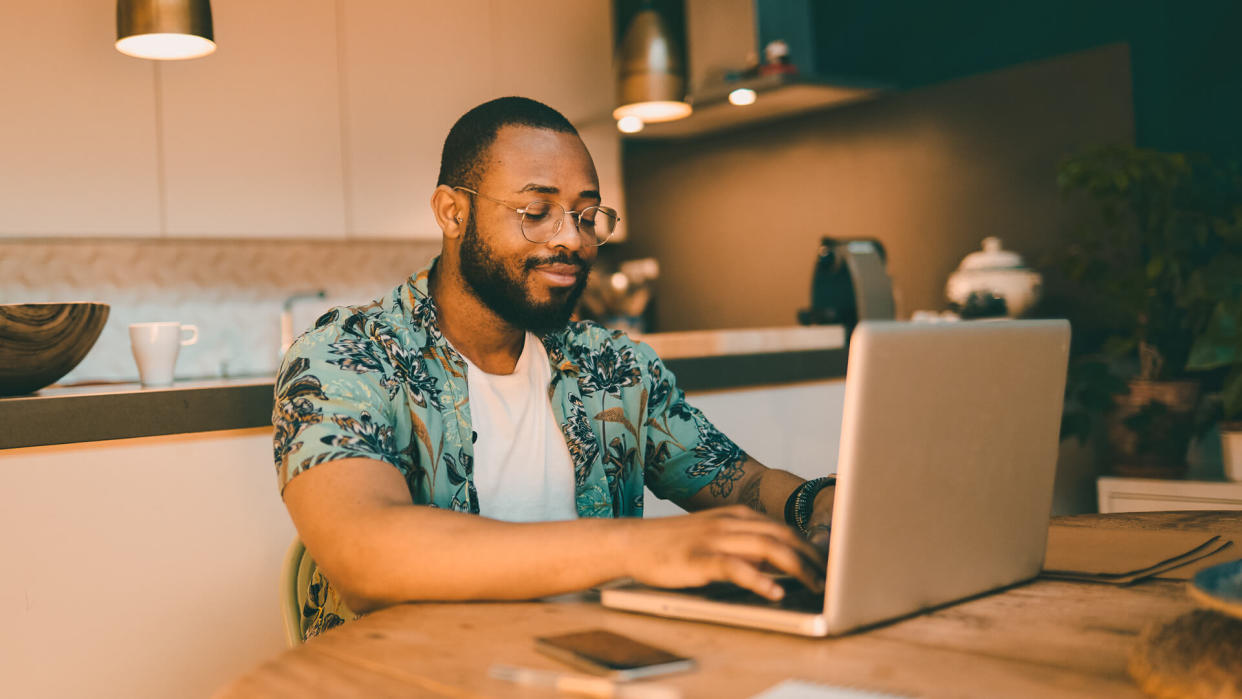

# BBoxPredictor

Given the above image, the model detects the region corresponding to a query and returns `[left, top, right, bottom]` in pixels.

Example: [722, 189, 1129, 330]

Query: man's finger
[710, 534, 824, 593]
[717, 555, 784, 601]
[717, 517, 826, 569]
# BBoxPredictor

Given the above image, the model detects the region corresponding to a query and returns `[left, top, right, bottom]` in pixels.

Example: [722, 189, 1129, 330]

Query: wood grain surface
[218, 512, 1242, 699]
[0, 303, 109, 396]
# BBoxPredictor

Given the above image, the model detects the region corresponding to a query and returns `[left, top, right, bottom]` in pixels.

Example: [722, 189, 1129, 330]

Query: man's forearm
[327, 507, 636, 613]
[684, 457, 806, 523]
[740, 467, 808, 521]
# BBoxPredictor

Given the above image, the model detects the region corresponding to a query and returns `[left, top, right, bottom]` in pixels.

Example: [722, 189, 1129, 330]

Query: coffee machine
[797, 237, 896, 332]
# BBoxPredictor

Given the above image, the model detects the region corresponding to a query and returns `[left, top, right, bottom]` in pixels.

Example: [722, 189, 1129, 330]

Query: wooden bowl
[0, 303, 110, 396]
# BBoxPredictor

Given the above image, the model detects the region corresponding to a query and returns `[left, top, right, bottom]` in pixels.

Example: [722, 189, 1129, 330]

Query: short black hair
[437, 96, 579, 190]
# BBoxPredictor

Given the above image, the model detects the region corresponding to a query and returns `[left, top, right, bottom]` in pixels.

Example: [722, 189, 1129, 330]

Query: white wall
[0, 428, 292, 699]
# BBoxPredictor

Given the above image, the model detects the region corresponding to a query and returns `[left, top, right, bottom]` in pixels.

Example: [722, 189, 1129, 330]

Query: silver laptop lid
[824, 319, 1070, 634]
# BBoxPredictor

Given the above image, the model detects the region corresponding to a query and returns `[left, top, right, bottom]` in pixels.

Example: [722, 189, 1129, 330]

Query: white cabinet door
[0, 0, 161, 237]
[488, 0, 615, 125]
[158, 0, 346, 238]
[339, 0, 496, 240]
[1, 429, 295, 698]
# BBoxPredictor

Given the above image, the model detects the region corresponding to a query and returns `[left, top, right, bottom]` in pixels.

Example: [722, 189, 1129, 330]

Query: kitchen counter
[0, 326, 846, 449]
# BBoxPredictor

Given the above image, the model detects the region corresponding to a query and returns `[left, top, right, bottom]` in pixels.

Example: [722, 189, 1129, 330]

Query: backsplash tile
[0, 239, 440, 384]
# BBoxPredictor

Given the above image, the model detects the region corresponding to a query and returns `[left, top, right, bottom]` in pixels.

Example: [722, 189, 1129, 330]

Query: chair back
[280, 537, 313, 647]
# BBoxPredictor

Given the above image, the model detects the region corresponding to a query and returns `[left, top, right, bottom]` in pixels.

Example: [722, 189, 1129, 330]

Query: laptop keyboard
[665, 578, 824, 614]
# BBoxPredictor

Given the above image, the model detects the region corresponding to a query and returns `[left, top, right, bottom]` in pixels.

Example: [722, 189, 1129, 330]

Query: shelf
[624, 74, 885, 140]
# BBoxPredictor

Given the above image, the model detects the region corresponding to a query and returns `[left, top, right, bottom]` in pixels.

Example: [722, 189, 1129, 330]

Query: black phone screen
[536, 629, 689, 671]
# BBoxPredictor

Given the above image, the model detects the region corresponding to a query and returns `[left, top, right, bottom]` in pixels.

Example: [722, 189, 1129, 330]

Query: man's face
[457, 126, 600, 333]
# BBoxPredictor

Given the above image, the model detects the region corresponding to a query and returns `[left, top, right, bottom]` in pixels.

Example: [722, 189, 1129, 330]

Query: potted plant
[1186, 259, 1242, 479]
[1054, 145, 1238, 478]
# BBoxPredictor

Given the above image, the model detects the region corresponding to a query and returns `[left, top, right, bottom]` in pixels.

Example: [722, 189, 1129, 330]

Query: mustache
[524, 253, 589, 272]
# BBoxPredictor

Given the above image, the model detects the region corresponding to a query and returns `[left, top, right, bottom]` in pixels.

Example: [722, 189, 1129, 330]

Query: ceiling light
[116, 0, 215, 60]
[728, 88, 757, 106]
[614, 4, 691, 124]
[616, 116, 645, 134]
[613, 101, 690, 123]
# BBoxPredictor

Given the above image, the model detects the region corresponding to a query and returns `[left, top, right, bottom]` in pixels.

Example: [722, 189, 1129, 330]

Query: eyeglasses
[452, 186, 619, 246]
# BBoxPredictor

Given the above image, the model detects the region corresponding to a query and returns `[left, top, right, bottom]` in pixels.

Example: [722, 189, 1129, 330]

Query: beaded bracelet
[783, 476, 836, 536]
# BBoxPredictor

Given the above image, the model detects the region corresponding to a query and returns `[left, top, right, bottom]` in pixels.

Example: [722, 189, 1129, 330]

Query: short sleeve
[271, 318, 407, 493]
[634, 340, 748, 502]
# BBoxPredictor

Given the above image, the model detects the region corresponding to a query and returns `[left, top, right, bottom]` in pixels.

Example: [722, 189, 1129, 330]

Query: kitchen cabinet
[0, 1, 622, 241]
[341, 0, 623, 241]
[0, 428, 294, 699]
[0, 0, 161, 238]
[489, 0, 615, 125]
[158, 0, 346, 238]
[337, 0, 497, 240]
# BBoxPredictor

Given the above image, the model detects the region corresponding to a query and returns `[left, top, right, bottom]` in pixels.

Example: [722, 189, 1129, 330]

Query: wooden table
[219, 512, 1241, 698]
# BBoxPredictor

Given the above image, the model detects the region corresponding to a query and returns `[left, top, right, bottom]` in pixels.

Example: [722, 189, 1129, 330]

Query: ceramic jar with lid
[946, 237, 1043, 317]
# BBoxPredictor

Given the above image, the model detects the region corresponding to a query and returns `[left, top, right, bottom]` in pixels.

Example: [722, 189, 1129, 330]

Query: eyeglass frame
[451, 186, 620, 246]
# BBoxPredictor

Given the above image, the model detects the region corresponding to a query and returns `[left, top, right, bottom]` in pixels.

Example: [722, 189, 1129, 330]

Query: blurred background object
[946, 237, 1043, 319]
[279, 289, 327, 359]
[797, 237, 895, 334]
[115, 0, 216, 61]
[579, 257, 660, 335]
[0, 302, 110, 396]
[1050, 145, 1242, 478]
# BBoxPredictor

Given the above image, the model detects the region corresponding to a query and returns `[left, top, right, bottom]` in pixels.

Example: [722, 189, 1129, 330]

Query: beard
[458, 216, 590, 333]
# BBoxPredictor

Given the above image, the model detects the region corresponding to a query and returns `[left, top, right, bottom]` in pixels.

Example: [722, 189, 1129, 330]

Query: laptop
[601, 319, 1071, 637]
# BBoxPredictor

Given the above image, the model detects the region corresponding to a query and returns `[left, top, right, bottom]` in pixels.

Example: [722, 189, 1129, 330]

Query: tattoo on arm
[738, 474, 764, 513]
[707, 459, 746, 499]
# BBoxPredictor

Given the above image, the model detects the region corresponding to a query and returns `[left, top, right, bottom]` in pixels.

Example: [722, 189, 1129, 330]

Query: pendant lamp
[613, 2, 691, 126]
[116, 0, 215, 60]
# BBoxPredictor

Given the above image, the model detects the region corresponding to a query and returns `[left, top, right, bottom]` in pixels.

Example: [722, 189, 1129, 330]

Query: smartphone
[534, 629, 696, 681]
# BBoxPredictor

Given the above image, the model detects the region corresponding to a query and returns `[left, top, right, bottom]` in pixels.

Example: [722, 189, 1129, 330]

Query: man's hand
[623, 505, 825, 601]
[805, 485, 835, 556]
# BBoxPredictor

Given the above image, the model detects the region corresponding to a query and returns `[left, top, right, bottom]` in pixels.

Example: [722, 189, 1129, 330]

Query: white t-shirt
[458, 332, 578, 522]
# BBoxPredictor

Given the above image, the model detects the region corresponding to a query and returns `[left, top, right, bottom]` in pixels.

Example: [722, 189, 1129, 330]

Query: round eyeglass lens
[520, 201, 618, 245]
[579, 206, 618, 245]
[519, 200, 561, 243]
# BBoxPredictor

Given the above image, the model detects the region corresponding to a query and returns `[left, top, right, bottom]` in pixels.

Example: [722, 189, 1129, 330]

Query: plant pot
[1221, 422, 1242, 482]
[1107, 379, 1200, 479]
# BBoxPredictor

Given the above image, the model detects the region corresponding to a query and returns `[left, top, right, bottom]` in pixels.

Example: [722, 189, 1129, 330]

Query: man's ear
[431, 185, 467, 240]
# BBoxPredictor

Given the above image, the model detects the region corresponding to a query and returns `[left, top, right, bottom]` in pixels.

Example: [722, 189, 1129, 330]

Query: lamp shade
[116, 0, 215, 60]
[614, 5, 691, 123]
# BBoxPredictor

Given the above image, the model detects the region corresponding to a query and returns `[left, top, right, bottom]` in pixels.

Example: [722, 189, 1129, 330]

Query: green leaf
[1146, 257, 1164, 279]
[1102, 336, 1137, 359]
[1187, 301, 1242, 370]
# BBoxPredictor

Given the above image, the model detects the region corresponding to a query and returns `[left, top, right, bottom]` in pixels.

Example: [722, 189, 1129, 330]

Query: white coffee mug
[129, 322, 199, 387]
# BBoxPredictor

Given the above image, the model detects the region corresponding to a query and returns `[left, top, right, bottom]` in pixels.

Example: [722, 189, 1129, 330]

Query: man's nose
[546, 212, 589, 252]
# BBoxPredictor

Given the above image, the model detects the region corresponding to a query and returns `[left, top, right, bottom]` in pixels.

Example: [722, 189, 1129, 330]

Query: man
[273, 97, 835, 638]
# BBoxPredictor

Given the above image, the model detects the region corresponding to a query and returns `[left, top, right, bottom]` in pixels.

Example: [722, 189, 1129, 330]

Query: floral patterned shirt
[272, 257, 747, 639]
